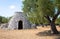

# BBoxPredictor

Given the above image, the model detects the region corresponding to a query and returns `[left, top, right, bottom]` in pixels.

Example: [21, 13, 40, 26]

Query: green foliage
[23, 0, 60, 24]
[37, 0, 55, 17]
[0, 16, 2, 23]
[56, 17, 60, 24]
[23, 0, 48, 24]
[2, 17, 9, 23]
[54, 0, 60, 9]
[0, 16, 9, 23]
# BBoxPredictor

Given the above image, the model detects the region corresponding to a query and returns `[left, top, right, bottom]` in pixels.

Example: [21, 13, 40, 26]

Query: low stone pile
[0, 23, 8, 30]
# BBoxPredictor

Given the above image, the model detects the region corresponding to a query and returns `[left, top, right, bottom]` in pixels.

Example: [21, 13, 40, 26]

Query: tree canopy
[0, 16, 9, 23]
[23, 0, 49, 24]
[23, 0, 60, 34]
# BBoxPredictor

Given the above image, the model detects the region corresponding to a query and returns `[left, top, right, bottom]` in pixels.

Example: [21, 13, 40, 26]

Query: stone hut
[8, 12, 31, 30]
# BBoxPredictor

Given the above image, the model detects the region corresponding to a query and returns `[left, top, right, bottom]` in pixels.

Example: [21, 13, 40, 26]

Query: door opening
[18, 21, 23, 29]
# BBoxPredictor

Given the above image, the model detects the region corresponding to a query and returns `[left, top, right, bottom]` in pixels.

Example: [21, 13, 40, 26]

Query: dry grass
[0, 26, 60, 39]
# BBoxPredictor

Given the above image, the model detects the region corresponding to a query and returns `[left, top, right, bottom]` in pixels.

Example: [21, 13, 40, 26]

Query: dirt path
[0, 26, 60, 39]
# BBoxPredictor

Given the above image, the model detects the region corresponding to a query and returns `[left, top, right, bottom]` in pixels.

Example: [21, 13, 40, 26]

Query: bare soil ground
[0, 26, 60, 39]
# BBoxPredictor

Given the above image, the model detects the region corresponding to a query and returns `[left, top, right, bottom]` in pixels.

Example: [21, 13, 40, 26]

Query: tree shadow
[55, 37, 60, 39]
[36, 30, 60, 36]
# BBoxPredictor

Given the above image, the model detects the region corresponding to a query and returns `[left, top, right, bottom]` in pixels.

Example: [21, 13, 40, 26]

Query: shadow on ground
[55, 35, 60, 39]
[36, 30, 60, 36]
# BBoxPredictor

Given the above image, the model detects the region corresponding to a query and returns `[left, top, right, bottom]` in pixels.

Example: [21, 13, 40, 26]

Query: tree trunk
[50, 22, 59, 34]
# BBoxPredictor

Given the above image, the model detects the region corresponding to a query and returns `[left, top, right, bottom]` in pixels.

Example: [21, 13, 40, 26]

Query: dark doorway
[18, 21, 23, 29]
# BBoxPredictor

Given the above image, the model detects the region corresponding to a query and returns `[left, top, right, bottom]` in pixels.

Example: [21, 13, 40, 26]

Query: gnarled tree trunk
[50, 22, 59, 34]
[45, 15, 59, 34]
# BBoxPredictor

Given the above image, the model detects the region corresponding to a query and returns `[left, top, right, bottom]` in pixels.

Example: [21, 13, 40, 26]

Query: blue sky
[0, 0, 23, 17]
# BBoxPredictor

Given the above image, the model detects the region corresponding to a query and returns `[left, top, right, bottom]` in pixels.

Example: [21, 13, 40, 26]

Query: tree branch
[52, 10, 60, 22]
[44, 15, 51, 23]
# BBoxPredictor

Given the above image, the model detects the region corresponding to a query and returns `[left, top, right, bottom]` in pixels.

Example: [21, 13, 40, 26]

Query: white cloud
[9, 5, 16, 10]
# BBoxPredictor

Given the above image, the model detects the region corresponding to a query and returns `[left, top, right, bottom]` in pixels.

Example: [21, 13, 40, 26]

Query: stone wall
[0, 23, 8, 30]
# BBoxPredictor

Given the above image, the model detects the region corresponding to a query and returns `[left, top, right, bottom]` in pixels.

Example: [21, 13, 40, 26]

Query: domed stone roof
[8, 12, 31, 30]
